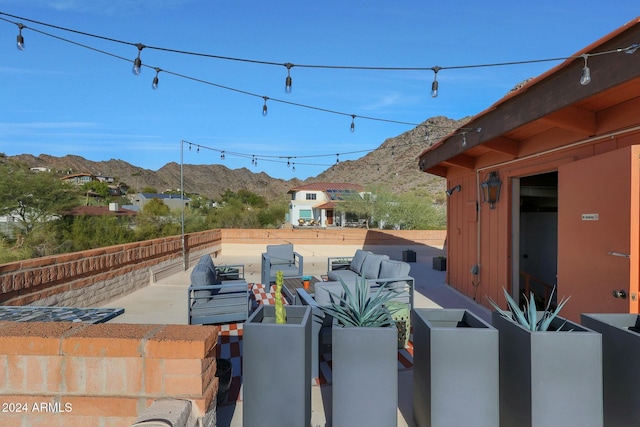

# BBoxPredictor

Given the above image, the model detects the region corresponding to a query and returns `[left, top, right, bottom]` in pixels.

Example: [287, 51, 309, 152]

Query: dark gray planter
[432, 256, 446, 271]
[243, 305, 311, 427]
[492, 312, 603, 427]
[413, 308, 499, 427]
[332, 324, 398, 427]
[581, 313, 640, 427]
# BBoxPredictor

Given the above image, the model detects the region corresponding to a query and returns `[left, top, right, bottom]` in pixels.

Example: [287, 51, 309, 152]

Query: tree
[0, 163, 80, 239]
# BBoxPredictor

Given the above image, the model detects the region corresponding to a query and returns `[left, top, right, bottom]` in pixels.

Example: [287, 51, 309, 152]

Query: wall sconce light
[481, 171, 502, 209]
[446, 185, 461, 196]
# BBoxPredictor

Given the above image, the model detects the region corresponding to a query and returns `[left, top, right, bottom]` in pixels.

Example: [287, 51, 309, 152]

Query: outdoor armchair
[260, 243, 304, 285]
[187, 255, 250, 325]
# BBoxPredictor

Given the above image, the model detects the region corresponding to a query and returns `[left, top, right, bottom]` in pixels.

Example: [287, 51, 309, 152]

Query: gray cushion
[266, 244, 295, 266]
[378, 259, 411, 290]
[327, 269, 359, 284]
[190, 255, 218, 297]
[361, 254, 389, 279]
[349, 250, 370, 274]
[315, 281, 364, 306]
[269, 264, 300, 278]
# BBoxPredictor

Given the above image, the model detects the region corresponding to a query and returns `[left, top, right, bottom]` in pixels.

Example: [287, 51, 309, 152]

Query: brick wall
[0, 321, 218, 427]
[0, 229, 222, 307]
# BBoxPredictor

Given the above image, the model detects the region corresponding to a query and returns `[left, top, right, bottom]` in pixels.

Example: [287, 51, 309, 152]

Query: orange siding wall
[445, 131, 640, 318]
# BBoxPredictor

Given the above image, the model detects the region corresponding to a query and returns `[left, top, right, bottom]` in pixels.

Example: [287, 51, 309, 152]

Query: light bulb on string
[262, 96, 268, 116]
[336, 154, 340, 164]
[292, 163, 296, 172]
[152, 68, 161, 89]
[461, 133, 467, 147]
[220, 151, 225, 160]
[284, 63, 293, 93]
[580, 54, 591, 86]
[350, 115, 356, 133]
[16, 23, 25, 50]
[625, 43, 640, 54]
[431, 66, 441, 98]
[132, 43, 145, 75]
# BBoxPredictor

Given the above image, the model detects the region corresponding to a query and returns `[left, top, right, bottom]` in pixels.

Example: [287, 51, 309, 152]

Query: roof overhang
[418, 17, 640, 177]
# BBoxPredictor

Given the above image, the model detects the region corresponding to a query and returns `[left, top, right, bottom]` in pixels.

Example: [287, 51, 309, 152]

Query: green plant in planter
[274, 270, 287, 324]
[487, 286, 570, 331]
[319, 276, 400, 327]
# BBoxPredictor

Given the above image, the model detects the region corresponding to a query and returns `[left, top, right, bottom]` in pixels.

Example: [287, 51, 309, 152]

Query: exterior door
[327, 209, 334, 225]
[557, 146, 640, 321]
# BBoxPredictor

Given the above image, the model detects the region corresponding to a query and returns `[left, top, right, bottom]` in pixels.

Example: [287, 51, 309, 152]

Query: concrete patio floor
[102, 242, 491, 427]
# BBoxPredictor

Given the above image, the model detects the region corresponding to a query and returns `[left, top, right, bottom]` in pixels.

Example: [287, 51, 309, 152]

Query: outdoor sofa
[297, 252, 414, 378]
[187, 255, 250, 325]
[327, 249, 414, 309]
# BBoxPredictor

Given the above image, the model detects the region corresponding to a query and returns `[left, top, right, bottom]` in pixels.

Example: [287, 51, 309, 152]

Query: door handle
[608, 251, 630, 258]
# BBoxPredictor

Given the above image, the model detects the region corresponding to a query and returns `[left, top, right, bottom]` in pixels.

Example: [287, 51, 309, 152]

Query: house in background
[60, 173, 95, 186]
[418, 17, 640, 321]
[131, 193, 190, 212]
[288, 182, 364, 228]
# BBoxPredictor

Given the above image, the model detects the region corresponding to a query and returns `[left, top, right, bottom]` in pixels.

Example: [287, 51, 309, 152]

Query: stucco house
[418, 17, 640, 321]
[288, 182, 364, 227]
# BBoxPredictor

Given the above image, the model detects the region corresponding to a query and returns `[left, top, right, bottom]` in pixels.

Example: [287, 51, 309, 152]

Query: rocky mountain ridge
[6, 116, 467, 200]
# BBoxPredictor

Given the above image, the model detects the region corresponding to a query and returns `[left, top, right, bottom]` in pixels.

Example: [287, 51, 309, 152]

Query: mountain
[6, 116, 467, 200]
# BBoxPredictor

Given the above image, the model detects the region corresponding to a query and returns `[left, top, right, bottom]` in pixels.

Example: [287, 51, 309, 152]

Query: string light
[0, 10, 637, 156]
[336, 154, 340, 164]
[15, 22, 24, 50]
[152, 67, 161, 89]
[350, 115, 356, 133]
[132, 43, 144, 75]
[625, 43, 640, 54]
[284, 63, 293, 93]
[431, 66, 441, 98]
[220, 151, 225, 160]
[580, 54, 591, 86]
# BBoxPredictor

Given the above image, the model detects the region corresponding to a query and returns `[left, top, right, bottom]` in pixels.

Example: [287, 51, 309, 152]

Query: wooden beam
[442, 153, 475, 170]
[425, 164, 448, 177]
[483, 137, 519, 156]
[538, 106, 596, 136]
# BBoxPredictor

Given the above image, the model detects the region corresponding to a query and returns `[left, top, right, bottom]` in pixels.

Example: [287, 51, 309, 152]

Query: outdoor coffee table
[282, 276, 321, 305]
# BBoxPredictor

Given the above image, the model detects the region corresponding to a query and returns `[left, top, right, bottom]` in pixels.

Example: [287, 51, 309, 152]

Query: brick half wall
[0, 230, 222, 307]
[0, 321, 218, 427]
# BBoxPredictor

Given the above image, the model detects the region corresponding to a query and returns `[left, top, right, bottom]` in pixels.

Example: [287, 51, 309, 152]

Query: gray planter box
[432, 256, 446, 271]
[581, 313, 640, 427]
[332, 324, 398, 427]
[243, 305, 311, 427]
[492, 312, 603, 427]
[413, 308, 499, 427]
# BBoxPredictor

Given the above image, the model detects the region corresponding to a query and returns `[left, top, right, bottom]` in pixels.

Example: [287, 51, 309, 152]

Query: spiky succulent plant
[488, 286, 571, 331]
[319, 276, 402, 327]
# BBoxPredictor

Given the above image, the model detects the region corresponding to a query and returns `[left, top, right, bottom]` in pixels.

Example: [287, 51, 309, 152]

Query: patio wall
[0, 229, 222, 307]
[0, 321, 218, 427]
[0, 228, 445, 308]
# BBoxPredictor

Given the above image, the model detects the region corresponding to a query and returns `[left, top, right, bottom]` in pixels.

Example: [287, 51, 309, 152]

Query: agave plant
[488, 286, 571, 331]
[319, 276, 401, 327]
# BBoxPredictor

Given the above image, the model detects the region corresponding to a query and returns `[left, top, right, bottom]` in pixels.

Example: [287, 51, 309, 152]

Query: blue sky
[0, 1, 638, 180]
